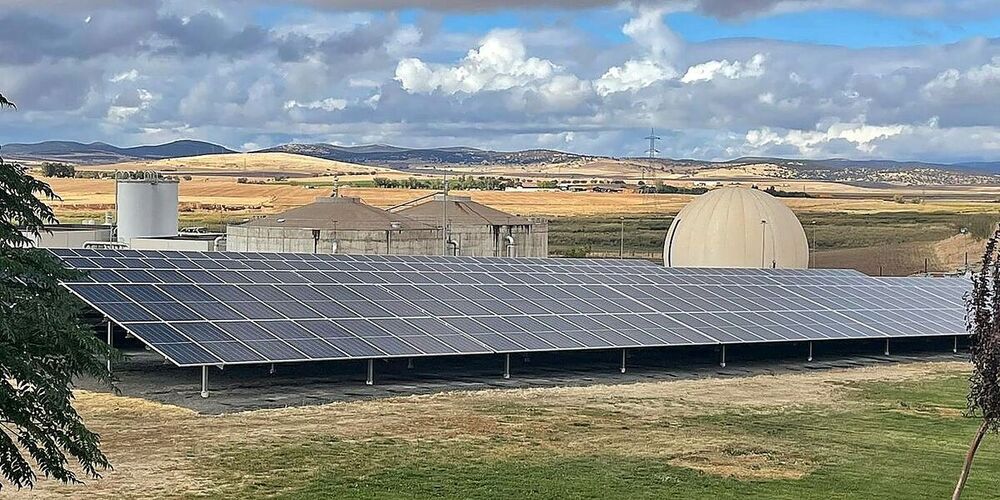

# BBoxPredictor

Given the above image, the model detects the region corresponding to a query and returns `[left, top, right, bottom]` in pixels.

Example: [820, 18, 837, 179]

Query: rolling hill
[258, 143, 588, 167]
[1, 140, 233, 164]
[4, 138, 997, 184]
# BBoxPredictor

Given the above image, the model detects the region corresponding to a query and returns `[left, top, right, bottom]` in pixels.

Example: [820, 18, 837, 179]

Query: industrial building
[226, 196, 441, 254]
[28, 173, 224, 251]
[28, 170, 549, 257]
[227, 194, 549, 257]
[23, 223, 113, 248]
[664, 187, 809, 269]
[395, 194, 547, 257]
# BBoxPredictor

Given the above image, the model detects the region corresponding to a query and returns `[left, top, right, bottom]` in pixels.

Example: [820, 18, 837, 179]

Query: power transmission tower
[643, 128, 661, 181]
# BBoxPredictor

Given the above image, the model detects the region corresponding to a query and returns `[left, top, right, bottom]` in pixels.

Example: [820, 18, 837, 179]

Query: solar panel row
[52, 249, 968, 368]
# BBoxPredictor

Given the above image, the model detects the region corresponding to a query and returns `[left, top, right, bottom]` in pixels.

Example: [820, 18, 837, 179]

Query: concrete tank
[116, 177, 179, 245]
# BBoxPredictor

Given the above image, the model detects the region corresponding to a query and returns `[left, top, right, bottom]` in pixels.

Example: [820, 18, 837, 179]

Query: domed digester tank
[663, 187, 809, 269]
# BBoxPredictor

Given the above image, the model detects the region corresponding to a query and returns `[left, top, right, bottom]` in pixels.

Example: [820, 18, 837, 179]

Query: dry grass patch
[13, 360, 971, 499]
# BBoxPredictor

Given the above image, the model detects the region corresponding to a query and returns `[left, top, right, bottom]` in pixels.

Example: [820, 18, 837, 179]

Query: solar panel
[51, 249, 969, 367]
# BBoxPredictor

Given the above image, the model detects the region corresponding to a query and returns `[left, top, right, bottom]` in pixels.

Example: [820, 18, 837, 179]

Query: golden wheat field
[42, 174, 1000, 221]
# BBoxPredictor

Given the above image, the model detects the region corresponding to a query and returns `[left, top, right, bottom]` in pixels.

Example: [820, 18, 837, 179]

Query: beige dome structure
[663, 187, 809, 269]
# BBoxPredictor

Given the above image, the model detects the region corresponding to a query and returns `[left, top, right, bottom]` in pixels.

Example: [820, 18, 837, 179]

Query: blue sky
[1, 0, 999, 162]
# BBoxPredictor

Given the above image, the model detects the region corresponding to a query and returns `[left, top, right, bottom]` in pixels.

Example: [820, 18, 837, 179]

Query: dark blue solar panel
[55, 249, 968, 367]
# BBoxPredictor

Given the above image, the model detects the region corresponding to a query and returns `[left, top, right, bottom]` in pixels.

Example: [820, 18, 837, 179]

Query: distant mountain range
[3, 139, 998, 176]
[1, 140, 234, 164]
[259, 143, 587, 166]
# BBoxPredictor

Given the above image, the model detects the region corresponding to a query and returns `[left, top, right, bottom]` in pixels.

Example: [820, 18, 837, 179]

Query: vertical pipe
[808, 341, 813, 362]
[884, 338, 890, 356]
[619, 217, 625, 258]
[809, 221, 816, 268]
[503, 353, 510, 379]
[760, 220, 767, 268]
[442, 175, 449, 256]
[200, 366, 209, 399]
[720, 345, 727, 368]
[954, 336, 958, 354]
[620, 348, 627, 374]
[106, 320, 112, 374]
[366, 359, 374, 385]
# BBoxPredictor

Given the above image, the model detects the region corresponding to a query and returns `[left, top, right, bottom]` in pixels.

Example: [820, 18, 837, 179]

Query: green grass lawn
[207, 373, 1000, 499]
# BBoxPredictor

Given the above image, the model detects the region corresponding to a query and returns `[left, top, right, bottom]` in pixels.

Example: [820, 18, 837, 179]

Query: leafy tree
[41, 162, 76, 178]
[1, 96, 116, 491]
[954, 226, 1000, 499]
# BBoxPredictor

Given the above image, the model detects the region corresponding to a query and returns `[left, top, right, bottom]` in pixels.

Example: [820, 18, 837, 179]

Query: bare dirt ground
[9, 342, 969, 499]
[811, 233, 987, 276]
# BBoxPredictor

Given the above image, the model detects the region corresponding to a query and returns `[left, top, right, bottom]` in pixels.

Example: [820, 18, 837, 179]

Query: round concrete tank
[116, 177, 179, 244]
[663, 187, 809, 269]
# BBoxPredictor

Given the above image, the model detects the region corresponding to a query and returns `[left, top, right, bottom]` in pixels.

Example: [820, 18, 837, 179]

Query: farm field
[548, 212, 995, 274]
[13, 360, 1000, 499]
[41, 175, 1000, 219]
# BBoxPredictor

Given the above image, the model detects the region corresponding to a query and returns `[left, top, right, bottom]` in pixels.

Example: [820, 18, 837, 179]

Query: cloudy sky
[1, 0, 998, 162]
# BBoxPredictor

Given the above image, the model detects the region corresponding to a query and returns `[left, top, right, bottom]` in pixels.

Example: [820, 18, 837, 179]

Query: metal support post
[366, 359, 374, 385]
[808, 341, 813, 362]
[269, 363, 275, 375]
[954, 336, 958, 354]
[503, 353, 510, 379]
[106, 320, 113, 374]
[720, 345, 727, 368]
[884, 338, 890, 356]
[620, 349, 627, 374]
[200, 366, 209, 399]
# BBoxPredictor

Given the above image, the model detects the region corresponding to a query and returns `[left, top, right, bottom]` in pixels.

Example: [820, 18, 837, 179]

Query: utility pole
[643, 128, 660, 182]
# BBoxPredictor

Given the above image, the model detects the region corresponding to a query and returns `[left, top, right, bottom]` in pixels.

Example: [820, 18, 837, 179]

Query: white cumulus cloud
[110, 69, 140, 83]
[922, 56, 1000, 95]
[595, 59, 676, 96]
[744, 120, 911, 155]
[283, 97, 348, 111]
[681, 53, 767, 84]
[395, 30, 558, 95]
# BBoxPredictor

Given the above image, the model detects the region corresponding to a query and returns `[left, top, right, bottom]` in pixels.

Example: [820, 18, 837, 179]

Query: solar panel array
[50, 248, 968, 367]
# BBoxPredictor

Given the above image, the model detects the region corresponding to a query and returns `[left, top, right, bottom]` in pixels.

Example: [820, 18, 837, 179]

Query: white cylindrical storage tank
[663, 187, 809, 269]
[116, 178, 179, 245]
